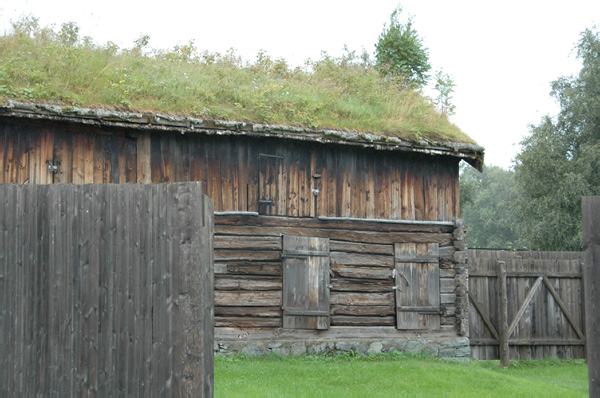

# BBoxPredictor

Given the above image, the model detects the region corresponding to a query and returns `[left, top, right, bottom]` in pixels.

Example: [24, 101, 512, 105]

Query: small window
[282, 235, 331, 330]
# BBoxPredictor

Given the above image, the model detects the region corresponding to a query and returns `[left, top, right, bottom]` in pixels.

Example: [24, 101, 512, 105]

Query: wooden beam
[467, 291, 500, 339]
[214, 214, 454, 233]
[470, 339, 585, 346]
[469, 271, 582, 279]
[542, 276, 585, 341]
[497, 261, 510, 366]
[317, 216, 454, 226]
[582, 196, 600, 397]
[507, 276, 543, 338]
[215, 326, 460, 340]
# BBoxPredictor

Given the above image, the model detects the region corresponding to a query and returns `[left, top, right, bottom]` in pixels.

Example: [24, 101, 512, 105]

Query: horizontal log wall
[0, 119, 460, 221]
[214, 215, 462, 333]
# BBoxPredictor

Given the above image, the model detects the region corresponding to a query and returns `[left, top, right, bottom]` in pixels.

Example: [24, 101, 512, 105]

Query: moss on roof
[0, 19, 480, 149]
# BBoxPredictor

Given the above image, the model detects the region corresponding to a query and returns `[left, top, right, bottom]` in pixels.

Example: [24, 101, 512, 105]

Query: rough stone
[215, 336, 472, 360]
[422, 345, 440, 357]
[268, 342, 290, 355]
[404, 341, 423, 354]
[290, 342, 307, 356]
[307, 342, 325, 355]
[439, 344, 470, 359]
[453, 239, 467, 251]
[367, 342, 383, 354]
[241, 344, 269, 356]
[453, 251, 468, 264]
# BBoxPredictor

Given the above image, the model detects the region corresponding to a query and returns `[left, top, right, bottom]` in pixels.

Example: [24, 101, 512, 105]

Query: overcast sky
[2, 1, 599, 168]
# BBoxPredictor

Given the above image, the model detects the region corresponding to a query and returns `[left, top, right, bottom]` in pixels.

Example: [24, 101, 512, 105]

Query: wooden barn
[0, 101, 483, 358]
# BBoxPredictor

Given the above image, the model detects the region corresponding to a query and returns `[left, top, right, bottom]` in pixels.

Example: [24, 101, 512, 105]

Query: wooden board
[215, 276, 282, 291]
[468, 249, 585, 360]
[330, 252, 394, 267]
[0, 183, 214, 396]
[0, 121, 464, 222]
[582, 196, 599, 395]
[258, 152, 283, 216]
[282, 236, 330, 330]
[394, 242, 440, 330]
[215, 291, 282, 307]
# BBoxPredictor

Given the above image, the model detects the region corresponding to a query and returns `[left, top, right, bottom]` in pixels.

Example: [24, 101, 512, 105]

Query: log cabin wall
[213, 215, 466, 334]
[1, 116, 471, 350]
[0, 119, 460, 221]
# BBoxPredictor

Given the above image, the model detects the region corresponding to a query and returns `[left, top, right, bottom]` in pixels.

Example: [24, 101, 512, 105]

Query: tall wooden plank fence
[582, 196, 600, 396]
[468, 250, 585, 360]
[0, 183, 214, 397]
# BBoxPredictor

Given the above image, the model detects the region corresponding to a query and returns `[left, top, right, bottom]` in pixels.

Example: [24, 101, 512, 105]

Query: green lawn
[214, 354, 588, 397]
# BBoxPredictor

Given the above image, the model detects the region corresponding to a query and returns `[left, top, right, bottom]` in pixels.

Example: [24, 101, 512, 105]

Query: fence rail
[0, 183, 214, 397]
[468, 250, 585, 360]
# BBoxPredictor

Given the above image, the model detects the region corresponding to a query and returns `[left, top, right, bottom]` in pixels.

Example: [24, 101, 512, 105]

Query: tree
[460, 164, 528, 249]
[514, 28, 600, 251]
[433, 70, 456, 115]
[375, 5, 431, 87]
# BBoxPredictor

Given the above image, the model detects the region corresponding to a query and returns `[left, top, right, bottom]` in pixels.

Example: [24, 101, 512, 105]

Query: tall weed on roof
[0, 16, 474, 144]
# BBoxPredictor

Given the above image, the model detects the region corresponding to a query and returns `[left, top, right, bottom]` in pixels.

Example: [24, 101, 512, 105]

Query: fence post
[497, 260, 510, 366]
[582, 196, 599, 397]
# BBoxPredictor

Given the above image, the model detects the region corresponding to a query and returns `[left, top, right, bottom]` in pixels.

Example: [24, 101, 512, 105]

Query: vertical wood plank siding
[0, 183, 214, 397]
[0, 121, 460, 221]
[468, 250, 585, 360]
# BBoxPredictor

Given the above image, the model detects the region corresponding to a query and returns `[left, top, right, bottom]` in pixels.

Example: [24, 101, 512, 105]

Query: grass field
[214, 354, 588, 397]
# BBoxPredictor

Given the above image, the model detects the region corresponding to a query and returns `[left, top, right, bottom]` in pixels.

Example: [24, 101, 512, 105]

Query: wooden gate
[0, 183, 214, 397]
[468, 250, 585, 360]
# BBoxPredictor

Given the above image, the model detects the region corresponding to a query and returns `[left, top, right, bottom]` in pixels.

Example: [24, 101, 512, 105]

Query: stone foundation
[214, 336, 470, 361]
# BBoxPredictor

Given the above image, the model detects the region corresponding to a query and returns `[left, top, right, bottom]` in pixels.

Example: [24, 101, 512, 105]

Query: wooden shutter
[258, 153, 283, 215]
[282, 236, 331, 329]
[394, 243, 440, 330]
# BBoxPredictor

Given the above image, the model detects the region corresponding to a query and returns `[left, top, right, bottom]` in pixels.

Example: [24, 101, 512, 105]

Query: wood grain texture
[582, 197, 600, 396]
[1, 121, 463, 222]
[0, 183, 214, 397]
[282, 236, 330, 330]
[211, 214, 458, 331]
[469, 249, 585, 360]
[395, 242, 440, 330]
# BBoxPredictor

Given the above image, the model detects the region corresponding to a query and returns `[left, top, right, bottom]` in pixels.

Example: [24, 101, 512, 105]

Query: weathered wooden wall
[582, 197, 600, 396]
[468, 250, 585, 360]
[213, 215, 465, 334]
[0, 183, 214, 397]
[0, 118, 460, 221]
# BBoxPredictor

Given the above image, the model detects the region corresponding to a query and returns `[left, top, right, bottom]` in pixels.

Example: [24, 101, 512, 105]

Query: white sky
[2, 0, 599, 169]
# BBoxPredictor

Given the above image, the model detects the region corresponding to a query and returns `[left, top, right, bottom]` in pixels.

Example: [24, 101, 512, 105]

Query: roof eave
[0, 101, 484, 168]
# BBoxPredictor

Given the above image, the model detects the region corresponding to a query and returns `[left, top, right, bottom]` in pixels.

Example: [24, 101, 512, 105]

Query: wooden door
[282, 236, 331, 329]
[258, 153, 283, 215]
[394, 242, 440, 330]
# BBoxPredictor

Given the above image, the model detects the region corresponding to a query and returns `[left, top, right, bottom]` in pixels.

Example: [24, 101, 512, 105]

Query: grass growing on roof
[214, 353, 588, 397]
[0, 17, 474, 144]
